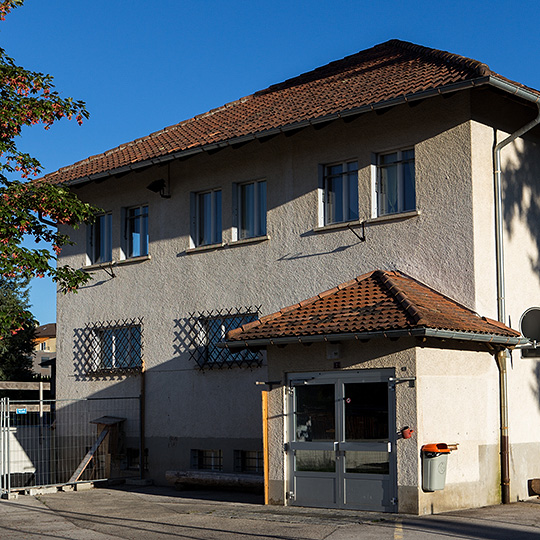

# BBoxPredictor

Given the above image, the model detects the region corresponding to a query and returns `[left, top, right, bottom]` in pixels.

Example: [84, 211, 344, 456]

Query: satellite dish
[520, 307, 540, 342]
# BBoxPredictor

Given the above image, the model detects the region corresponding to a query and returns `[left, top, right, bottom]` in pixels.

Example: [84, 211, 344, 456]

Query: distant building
[33, 323, 56, 378]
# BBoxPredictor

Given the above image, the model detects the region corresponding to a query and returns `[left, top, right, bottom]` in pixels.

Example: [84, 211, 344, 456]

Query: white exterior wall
[55, 89, 540, 500]
[416, 346, 500, 513]
[471, 121, 540, 502]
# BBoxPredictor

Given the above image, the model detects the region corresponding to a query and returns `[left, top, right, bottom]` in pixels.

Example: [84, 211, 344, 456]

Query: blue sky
[2, 0, 540, 324]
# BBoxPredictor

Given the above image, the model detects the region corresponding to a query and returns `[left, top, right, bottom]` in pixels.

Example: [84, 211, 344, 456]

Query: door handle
[334, 442, 339, 452]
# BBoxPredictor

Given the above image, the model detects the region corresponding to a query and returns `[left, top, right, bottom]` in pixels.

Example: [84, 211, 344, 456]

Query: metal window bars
[185, 307, 262, 369]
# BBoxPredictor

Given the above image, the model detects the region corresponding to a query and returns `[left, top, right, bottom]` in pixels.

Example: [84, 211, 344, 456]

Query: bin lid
[421, 443, 451, 453]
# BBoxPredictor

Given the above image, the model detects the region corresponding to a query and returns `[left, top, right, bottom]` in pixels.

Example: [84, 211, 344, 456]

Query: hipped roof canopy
[226, 271, 522, 348]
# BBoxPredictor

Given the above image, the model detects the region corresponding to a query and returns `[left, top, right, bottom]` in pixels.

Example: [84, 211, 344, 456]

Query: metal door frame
[285, 369, 397, 511]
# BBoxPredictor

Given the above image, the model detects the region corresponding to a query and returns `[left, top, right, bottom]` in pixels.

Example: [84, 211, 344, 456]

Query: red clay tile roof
[226, 270, 521, 344]
[43, 39, 537, 187]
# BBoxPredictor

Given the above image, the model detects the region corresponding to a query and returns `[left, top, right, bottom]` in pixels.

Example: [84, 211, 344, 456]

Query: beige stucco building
[51, 40, 540, 514]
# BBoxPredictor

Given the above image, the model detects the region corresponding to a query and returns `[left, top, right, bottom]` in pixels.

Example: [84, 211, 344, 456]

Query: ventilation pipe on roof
[492, 99, 540, 505]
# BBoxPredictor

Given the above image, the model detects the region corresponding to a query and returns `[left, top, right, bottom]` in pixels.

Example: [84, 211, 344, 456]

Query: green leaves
[0, 1, 96, 338]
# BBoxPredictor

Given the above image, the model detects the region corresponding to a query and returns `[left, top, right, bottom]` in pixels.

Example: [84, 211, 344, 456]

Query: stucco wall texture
[56, 90, 540, 511]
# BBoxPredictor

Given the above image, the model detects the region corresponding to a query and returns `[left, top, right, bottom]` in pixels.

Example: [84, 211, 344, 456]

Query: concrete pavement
[0, 485, 539, 539]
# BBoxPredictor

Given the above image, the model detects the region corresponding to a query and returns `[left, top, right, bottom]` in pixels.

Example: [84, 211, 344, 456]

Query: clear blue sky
[2, 0, 540, 325]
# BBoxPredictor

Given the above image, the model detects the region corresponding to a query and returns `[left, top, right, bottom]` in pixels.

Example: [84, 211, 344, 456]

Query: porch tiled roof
[226, 270, 520, 343]
[43, 39, 533, 186]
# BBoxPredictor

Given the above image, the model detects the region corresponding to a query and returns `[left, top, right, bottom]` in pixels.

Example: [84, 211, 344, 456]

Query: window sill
[366, 209, 421, 224]
[226, 235, 269, 248]
[186, 236, 270, 254]
[186, 242, 225, 254]
[313, 220, 364, 234]
[83, 255, 151, 271]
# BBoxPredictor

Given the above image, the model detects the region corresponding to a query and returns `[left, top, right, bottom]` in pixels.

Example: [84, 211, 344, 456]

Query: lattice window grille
[186, 306, 261, 369]
[82, 317, 143, 375]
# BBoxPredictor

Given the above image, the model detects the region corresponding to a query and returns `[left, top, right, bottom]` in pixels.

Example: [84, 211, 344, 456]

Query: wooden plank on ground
[68, 427, 110, 483]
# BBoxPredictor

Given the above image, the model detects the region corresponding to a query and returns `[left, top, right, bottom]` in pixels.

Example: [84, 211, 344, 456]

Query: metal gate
[0, 396, 141, 496]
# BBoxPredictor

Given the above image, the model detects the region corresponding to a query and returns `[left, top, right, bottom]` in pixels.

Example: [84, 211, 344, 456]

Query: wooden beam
[68, 427, 110, 483]
[0, 381, 50, 391]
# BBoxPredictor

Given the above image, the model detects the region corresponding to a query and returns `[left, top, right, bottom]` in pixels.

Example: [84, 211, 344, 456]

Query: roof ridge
[387, 39, 491, 77]
[373, 269, 425, 325]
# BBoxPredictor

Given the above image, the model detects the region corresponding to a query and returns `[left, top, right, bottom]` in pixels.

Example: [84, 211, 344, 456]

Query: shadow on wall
[502, 137, 540, 280]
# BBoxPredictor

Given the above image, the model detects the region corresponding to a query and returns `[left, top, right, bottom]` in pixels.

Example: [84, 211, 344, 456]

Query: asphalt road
[1, 486, 539, 539]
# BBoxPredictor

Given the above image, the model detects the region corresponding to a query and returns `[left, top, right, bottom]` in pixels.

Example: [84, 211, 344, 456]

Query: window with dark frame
[88, 213, 112, 264]
[195, 189, 222, 247]
[238, 180, 267, 240]
[323, 160, 359, 225]
[80, 318, 143, 375]
[376, 149, 415, 216]
[190, 449, 223, 471]
[125, 205, 148, 258]
[234, 450, 263, 474]
[185, 307, 262, 369]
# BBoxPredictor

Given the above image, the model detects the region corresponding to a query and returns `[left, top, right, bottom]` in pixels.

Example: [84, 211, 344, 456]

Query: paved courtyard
[1, 486, 540, 539]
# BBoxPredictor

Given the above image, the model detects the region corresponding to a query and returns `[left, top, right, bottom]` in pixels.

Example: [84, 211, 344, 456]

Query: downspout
[492, 102, 540, 504]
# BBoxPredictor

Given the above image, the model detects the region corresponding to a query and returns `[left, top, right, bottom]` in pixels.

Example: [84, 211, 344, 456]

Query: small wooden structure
[68, 416, 125, 483]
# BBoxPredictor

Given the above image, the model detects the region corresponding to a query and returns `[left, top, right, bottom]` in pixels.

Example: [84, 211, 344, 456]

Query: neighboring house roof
[43, 39, 540, 187]
[226, 270, 522, 347]
[35, 323, 56, 339]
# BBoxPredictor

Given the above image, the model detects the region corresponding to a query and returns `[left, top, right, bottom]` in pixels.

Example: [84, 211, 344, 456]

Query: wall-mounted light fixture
[146, 178, 170, 198]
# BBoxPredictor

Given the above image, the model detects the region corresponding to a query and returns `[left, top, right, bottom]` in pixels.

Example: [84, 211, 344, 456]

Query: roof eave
[224, 326, 524, 349]
[62, 76, 493, 188]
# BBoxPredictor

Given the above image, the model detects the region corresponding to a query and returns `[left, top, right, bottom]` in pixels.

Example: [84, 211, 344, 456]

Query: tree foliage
[0, 0, 98, 337]
[0, 276, 34, 380]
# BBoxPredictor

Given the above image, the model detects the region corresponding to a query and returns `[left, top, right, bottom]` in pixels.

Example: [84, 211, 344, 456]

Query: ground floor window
[234, 450, 263, 474]
[190, 449, 223, 471]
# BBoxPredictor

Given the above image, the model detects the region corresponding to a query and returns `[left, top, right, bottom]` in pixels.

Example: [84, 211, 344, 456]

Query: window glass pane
[345, 451, 389, 475]
[213, 190, 222, 244]
[379, 163, 398, 215]
[347, 163, 358, 221]
[141, 206, 149, 256]
[198, 192, 213, 246]
[328, 176, 343, 223]
[94, 214, 112, 263]
[380, 152, 398, 165]
[295, 384, 335, 441]
[240, 183, 255, 239]
[296, 450, 335, 472]
[402, 160, 416, 211]
[258, 181, 267, 236]
[128, 207, 141, 257]
[344, 382, 388, 441]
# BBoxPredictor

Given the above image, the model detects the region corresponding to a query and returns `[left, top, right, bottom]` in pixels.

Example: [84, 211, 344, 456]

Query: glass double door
[288, 370, 396, 511]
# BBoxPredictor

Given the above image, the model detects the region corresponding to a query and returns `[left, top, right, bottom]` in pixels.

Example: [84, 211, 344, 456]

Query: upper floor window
[237, 180, 267, 240]
[89, 213, 112, 264]
[323, 160, 359, 225]
[125, 205, 148, 258]
[193, 189, 222, 247]
[376, 149, 415, 216]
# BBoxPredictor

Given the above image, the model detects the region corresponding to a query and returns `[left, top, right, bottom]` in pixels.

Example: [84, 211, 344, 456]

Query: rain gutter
[224, 327, 524, 349]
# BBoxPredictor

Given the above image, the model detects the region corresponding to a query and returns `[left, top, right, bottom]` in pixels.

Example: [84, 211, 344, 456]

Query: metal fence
[0, 396, 141, 496]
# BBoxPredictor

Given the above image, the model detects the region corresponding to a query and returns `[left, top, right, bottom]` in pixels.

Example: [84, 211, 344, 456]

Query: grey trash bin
[421, 443, 451, 492]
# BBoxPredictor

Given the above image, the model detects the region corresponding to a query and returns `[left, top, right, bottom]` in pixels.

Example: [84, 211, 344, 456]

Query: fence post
[6, 397, 10, 495]
[0, 398, 5, 495]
